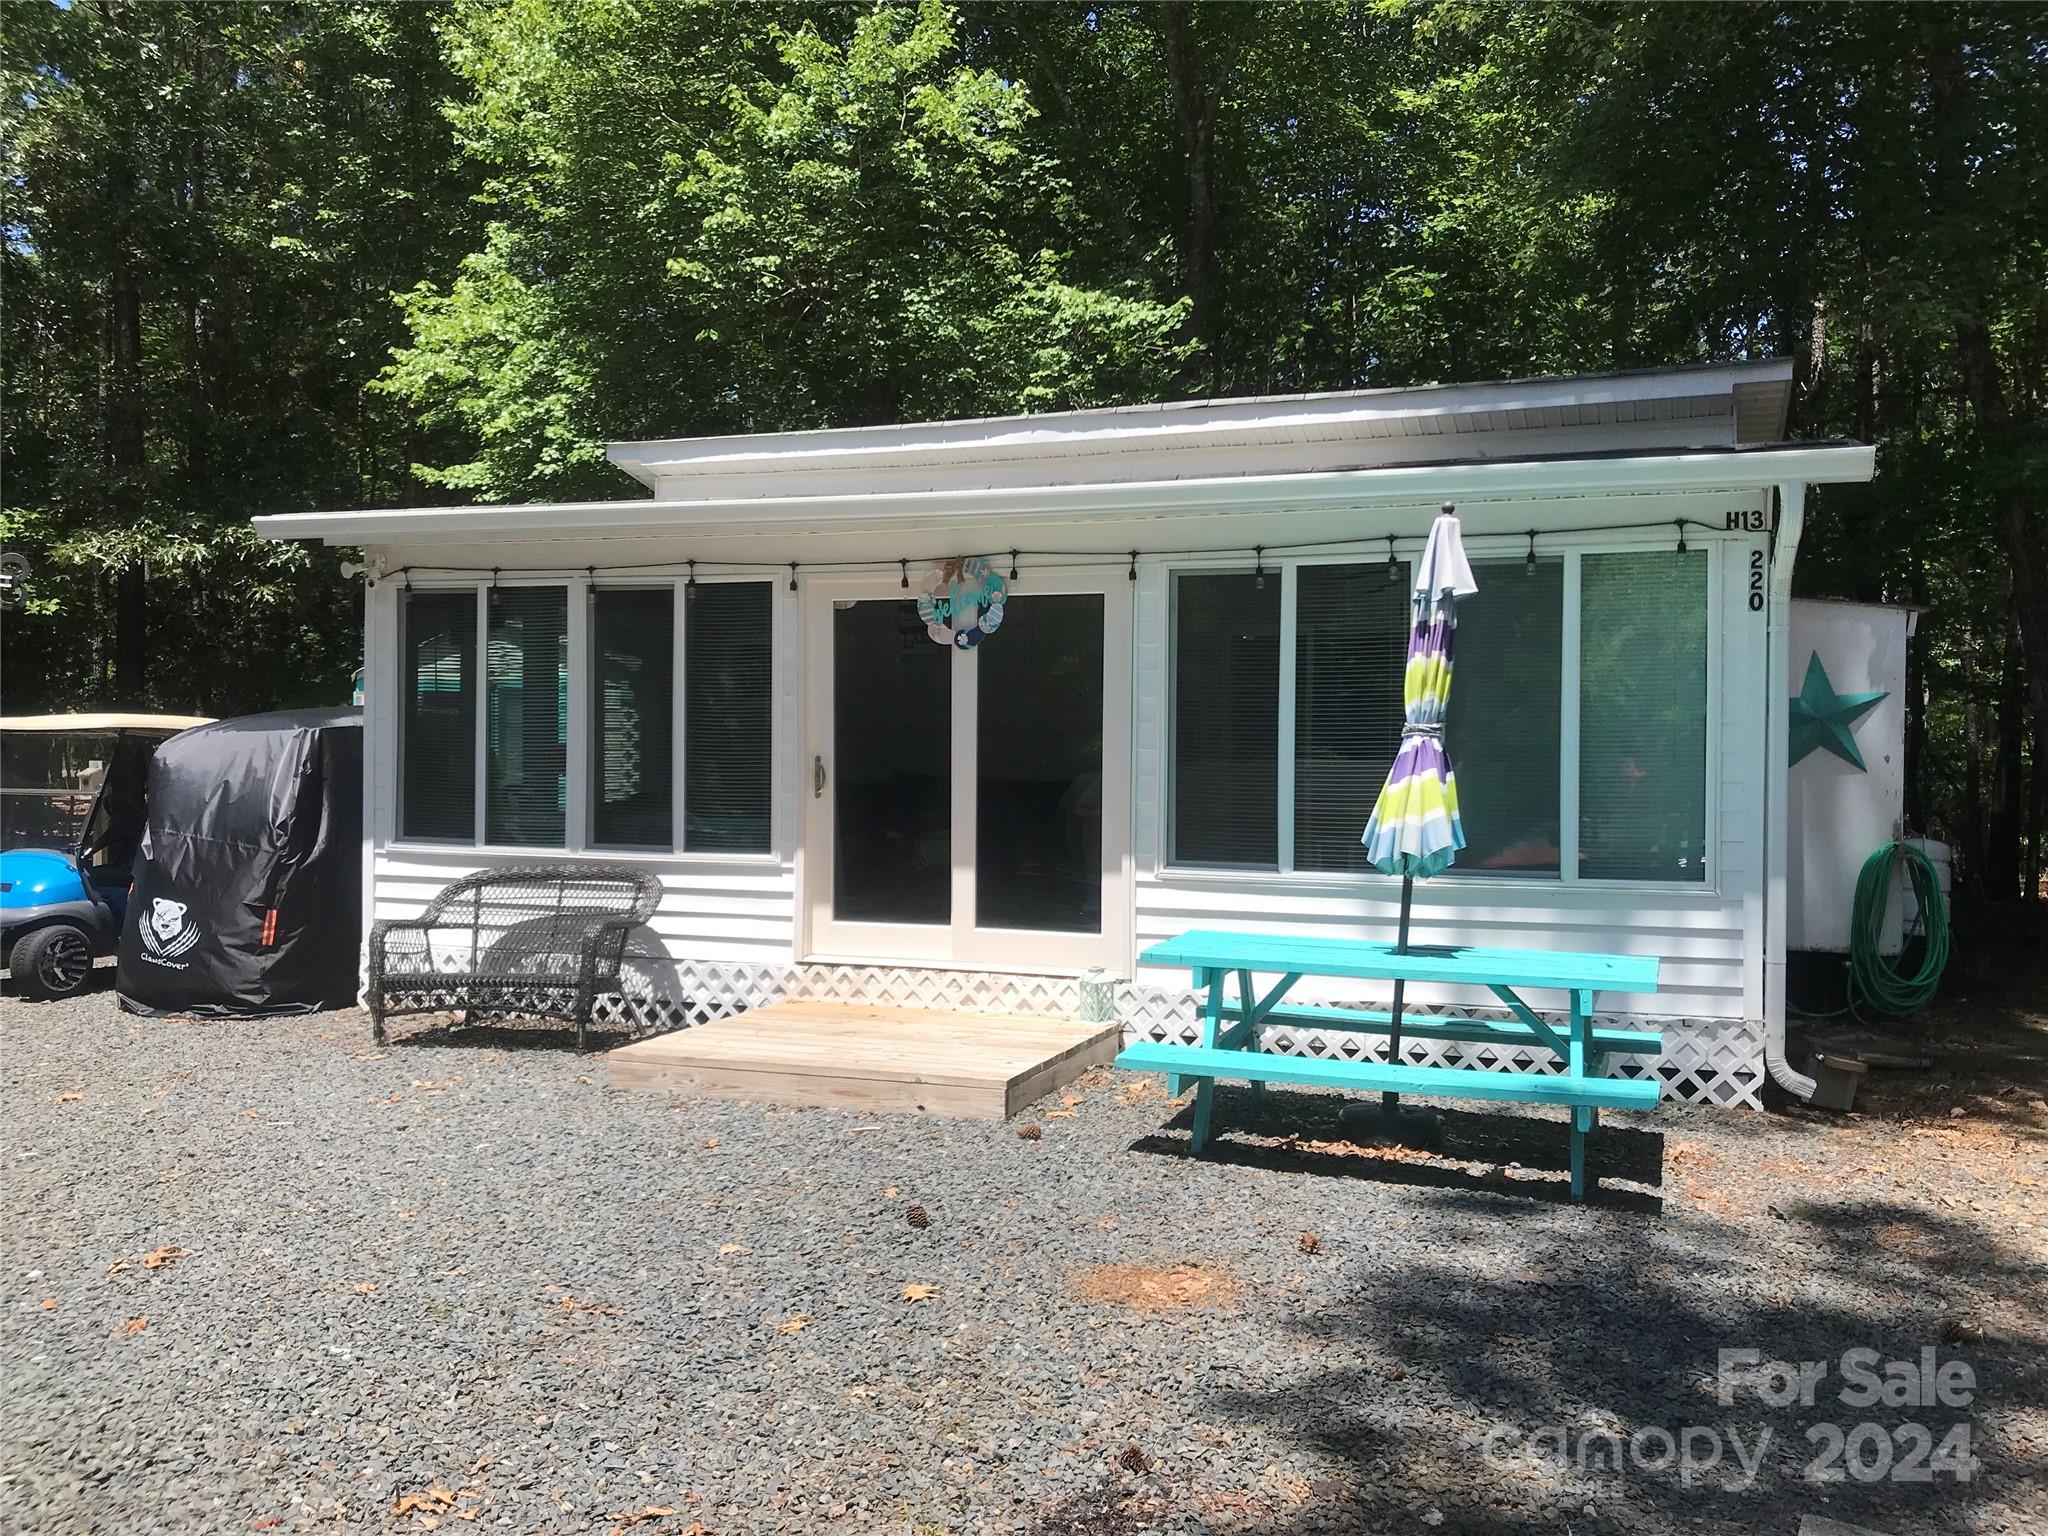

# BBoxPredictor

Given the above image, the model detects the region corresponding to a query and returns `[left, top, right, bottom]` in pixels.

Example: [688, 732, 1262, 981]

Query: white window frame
[1164, 534, 1722, 894]
[389, 575, 781, 865]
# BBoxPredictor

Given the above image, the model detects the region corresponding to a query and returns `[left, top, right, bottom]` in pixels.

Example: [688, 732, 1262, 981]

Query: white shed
[256, 359, 1876, 1107]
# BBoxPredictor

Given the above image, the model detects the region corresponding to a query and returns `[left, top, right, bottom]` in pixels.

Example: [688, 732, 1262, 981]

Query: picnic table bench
[1115, 929, 1663, 1201]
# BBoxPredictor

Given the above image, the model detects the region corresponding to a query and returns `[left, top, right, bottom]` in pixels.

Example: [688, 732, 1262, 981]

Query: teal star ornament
[1789, 652, 1887, 770]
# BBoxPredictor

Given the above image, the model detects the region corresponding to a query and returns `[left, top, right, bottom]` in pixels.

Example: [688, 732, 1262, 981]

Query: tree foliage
[4, 0, 2043, 890]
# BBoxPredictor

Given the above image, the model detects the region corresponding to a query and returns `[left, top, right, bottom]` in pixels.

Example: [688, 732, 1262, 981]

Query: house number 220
[1748, 549, 1766, 613]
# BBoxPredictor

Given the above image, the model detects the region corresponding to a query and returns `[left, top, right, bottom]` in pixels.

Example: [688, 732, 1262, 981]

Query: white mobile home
[256, 360, 1876, 1107]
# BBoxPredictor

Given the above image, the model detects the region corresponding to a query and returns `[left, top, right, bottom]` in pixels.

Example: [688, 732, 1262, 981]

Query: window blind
[1172, 572, 1280, 865]
[1294, 562, 1409, 872]
[485, 586, 568, 848]
[1445, 559, 1563, 876]
[1579, 550, 1708, 881]
[591, 587, 675, 849]
[684, 581, 772, 854]
[400, 590, 477, 841]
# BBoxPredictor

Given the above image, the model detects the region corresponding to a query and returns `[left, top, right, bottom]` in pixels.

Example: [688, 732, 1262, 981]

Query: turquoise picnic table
[1115, 929, 1663, 1201]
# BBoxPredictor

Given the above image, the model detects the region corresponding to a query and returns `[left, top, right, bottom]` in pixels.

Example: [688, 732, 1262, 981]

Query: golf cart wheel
[9, 923, 96, 1001]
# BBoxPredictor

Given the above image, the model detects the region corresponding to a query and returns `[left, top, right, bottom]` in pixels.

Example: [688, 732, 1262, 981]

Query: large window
[1169, 547, 1710, 884]
[1293, 563, 1408, 872]
[592, 587, 675, 849]
[685, 582, 774, 854]
[485, 586, 569, 847]
[1447, 559, 1563, 875]
[1171, 572, 1279, 865]
[396, 579, 773, 853]
[1580, 550, 1708, 881]
[401, 590, 477, 841]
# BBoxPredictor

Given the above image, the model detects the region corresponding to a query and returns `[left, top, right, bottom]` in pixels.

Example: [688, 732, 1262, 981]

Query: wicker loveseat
[366, 863, 663, 1050]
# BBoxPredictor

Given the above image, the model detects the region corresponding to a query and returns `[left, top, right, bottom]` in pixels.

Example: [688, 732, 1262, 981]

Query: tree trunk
[1955, 322, 2048, 729]
[1153, 3, 1238, 392]
[107, 176, 148, 706]
[1987, 616, 2026, 900]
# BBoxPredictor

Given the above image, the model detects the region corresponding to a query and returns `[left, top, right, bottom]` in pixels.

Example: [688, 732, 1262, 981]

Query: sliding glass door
[805, 571, 1130, 970]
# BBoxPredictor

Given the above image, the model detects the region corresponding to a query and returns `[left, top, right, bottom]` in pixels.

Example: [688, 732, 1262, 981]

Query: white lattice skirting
[595, 954, 1765, 1109]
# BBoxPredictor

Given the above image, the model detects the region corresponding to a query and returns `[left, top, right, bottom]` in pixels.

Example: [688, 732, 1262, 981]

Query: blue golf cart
[2, 714, 211, 999]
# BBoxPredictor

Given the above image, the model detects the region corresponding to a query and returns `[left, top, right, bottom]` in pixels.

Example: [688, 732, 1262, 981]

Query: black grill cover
[117, 708, 363, 1017]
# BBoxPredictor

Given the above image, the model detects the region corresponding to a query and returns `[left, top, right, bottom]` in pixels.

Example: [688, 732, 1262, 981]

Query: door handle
[813, 754, 827, 798]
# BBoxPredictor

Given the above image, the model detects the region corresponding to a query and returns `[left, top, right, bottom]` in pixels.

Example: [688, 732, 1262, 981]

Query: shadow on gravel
[377, 1018, 642, 1053]
[1209, 1196, 2046, 1536]
[1130, 1083, 1666, 1212]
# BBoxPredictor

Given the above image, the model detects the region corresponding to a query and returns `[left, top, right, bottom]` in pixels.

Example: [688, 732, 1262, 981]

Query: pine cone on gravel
[904, 1204, 930, 1229]
[1298, 1231, 1321, 1255]
[1015, 1123, 1042, 1141]
[1117, 1444, 1151, 1474]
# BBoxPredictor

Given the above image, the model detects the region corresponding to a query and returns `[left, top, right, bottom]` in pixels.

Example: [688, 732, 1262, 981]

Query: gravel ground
[3, 977, 2043, 1536]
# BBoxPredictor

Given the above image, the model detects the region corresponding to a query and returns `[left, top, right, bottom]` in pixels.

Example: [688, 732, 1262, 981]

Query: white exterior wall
[354, 487, 1776, 1105]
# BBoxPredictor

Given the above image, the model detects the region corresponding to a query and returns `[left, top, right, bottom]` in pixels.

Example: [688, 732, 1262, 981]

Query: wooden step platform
[604, 1001, 1120, 1120]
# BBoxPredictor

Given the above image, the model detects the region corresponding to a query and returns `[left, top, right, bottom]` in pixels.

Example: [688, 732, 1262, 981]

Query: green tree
[380, 0, 1189, 501]
[1, 0, 477, 712]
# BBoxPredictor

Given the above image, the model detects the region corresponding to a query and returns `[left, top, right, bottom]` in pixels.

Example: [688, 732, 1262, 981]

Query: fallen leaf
[717, 1243, 748, 1256]
[901, 1283, 938, 1304]
[141, 1245, 189, 1269]
[1044, 1110, 1075, 1119]
[252, 1519, 283, 1530]
[702, 1138, 718, 1150]
[773, 1314, 813, 1335]
[54, 1090, 83, 1104]
[386, 1093, 405, 1104]
[120, 1316, 148, 1337]
[105, 1257, 133, 1277]
[241, 1110, 263, 1120]
[882, 1186, 899, 1199]
[470, 1450, 497, 1474]
[39, 1296, 56, 1311]
[354, 1282, 378, 1295]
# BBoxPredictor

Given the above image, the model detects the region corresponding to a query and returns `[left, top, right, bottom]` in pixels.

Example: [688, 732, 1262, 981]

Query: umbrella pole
[1383, 874, 1413, 1110]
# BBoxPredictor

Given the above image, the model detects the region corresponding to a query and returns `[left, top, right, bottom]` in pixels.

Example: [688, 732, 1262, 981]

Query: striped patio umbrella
[1360, 503, 1477, 1110]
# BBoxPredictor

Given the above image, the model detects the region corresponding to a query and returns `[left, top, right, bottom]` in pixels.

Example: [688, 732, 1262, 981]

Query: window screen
[401, 590, 477, 841]
[1172, 572, 1280, 865]
[1579, 550, 1708, 881]
[485, 586, 568, 847]
[1446, 559, 1563, 876]
[592, 587, 675, 849]
[684, 581, 772, 853]
[1294, 562, 1408, 872]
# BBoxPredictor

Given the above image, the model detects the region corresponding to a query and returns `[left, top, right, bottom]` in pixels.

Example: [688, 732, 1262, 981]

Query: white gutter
[1762, 479, 1817, 1102]
[256, 443, 1877, 546]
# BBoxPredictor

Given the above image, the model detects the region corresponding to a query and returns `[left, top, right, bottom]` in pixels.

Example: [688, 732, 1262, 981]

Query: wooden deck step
[604, 1001, 1120, 1120]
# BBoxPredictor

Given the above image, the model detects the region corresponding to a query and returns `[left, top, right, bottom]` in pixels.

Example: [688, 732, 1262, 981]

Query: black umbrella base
[1338, 1098, 1445, 1150]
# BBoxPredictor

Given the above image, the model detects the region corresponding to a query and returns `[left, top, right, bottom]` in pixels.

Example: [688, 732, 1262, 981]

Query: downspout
[1763, 481, 1817, 1100]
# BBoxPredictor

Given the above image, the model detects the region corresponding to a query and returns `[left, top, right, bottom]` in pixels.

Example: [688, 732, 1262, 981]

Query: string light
[1525, 531, 1538, 573]
[899, 558, 910, 590]
[1676, 519, 1688, 555]
[788, 562, 798, 593]
[1254, 546, 1266, 589]
[686, 559, 697, 591]
[1386, 536, 1398, 580]
[379, 516, 1717, 584]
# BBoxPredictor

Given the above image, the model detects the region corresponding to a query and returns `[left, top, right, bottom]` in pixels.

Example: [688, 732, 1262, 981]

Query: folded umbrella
[1360, 503, 1477, 1113]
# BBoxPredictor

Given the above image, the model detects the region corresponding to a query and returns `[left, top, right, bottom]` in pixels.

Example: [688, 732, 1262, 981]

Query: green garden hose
[1847, 840, 1950, 1019]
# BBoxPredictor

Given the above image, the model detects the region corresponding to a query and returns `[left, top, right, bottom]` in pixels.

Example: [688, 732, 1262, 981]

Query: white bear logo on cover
[140, 896, 201, 962]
